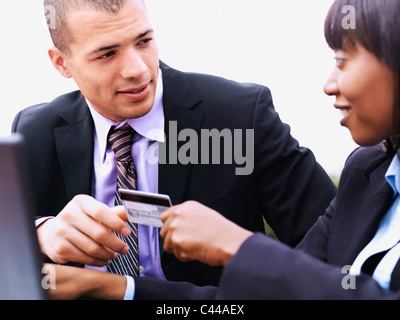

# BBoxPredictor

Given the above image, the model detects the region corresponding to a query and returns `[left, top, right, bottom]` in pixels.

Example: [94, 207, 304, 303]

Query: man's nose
[120, 49, 147, 79]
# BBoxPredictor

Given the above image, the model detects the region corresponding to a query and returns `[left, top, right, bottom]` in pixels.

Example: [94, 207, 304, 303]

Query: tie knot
[108, 126, 134, 162]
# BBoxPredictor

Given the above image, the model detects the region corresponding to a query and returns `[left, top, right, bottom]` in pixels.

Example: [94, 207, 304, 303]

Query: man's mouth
[117, 83, 151, 101]
[119, 85, 148, 94]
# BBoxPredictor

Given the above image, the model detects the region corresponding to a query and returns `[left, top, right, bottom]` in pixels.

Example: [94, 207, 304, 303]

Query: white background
[0, 0, 358, 176]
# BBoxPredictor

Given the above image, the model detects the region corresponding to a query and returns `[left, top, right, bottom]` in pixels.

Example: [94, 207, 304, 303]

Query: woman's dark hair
[324, 0, 400, 153]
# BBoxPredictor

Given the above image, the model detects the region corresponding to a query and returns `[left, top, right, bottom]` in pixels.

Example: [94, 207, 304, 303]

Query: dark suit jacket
[12, 62, 336, 288]
[215, 144, 400, 299]
[133, 144, 400, 300]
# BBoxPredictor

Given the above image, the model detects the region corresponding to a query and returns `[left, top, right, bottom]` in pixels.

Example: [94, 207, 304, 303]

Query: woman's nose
[323, 68, 340, 96]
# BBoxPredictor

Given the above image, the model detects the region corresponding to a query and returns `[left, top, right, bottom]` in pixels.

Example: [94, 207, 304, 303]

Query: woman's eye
[334, 57, 346, 67]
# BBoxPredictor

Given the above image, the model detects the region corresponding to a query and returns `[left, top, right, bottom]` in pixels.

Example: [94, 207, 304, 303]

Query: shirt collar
[385, 154, 400, 196]
[87, 69, 165, 161]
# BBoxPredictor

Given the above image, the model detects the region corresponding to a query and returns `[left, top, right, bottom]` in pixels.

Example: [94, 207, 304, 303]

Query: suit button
[139, 265, 144, 274]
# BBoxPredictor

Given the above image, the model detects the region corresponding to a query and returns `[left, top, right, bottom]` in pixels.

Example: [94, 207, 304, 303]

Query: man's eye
[97, 51, 116, 60]
[138, 38, 153, 46]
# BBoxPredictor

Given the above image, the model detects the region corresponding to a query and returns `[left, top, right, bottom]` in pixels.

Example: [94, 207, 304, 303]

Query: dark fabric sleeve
[251, 86, 337, 246]
[134, 276, 217, 300]
[216, 233, 399, 300]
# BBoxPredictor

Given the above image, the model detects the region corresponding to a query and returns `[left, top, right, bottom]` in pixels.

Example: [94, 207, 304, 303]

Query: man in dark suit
[13, 0, 336, 295]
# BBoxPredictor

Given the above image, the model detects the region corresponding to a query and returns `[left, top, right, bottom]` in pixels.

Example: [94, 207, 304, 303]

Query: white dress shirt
[86, 69, 166, 283]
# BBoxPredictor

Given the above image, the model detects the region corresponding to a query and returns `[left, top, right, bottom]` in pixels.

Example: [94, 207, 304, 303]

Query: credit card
[119, 189, 172, 228]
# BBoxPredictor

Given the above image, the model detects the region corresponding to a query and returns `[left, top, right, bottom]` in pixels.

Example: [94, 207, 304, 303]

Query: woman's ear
[48, 47, 73, 79]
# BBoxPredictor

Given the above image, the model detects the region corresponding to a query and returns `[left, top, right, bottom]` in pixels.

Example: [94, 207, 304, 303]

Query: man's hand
[37, 195, 131, 266]
[160, 201, 253, 266]
[45, 264, 126, 300]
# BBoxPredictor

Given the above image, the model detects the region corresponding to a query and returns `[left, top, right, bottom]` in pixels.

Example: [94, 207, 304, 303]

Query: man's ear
[48, 47, 72, 79]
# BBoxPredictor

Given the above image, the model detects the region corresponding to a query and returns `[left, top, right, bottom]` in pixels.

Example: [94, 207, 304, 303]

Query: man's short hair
[43, 0, 128, 55]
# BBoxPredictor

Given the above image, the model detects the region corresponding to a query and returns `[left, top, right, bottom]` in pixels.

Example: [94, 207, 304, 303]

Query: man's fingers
[64, 226, 118, 262]
[38, 196, 132, 266]
[48, 229, 112, 267]
[74, 195, 131, 237]
[112, 205, 128, 222]
[67, 211, 129, 256]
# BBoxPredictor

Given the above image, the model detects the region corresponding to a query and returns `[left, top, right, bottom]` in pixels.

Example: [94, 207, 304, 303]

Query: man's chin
[116, 102, 154, 121]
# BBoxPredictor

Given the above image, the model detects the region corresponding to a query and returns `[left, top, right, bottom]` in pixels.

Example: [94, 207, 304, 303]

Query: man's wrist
[35, 217, 54, 258]
[84, 270, 128, 300]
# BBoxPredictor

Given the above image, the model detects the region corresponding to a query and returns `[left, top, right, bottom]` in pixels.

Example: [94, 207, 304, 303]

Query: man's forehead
[64, 0, 144, 14]
[65, 0, 147, 29]
[66, 0, 150, 47]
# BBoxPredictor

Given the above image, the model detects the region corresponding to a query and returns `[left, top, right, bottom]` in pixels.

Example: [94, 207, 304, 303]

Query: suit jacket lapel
[354, 175, 394, 253]
[158, 62, 203, 205]
[54, 93, 94, 201]
[331, 155, 395, 265]
[357, 155, 395, 248]
[53, 65, 203, 205]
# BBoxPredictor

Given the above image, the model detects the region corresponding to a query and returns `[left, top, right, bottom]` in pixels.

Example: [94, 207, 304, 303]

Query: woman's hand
[160, 201, 253, 266]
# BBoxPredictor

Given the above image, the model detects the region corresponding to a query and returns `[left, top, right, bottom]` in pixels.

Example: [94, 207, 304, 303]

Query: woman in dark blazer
[159, 0, 400, 299]
[49, 0, 400, 299]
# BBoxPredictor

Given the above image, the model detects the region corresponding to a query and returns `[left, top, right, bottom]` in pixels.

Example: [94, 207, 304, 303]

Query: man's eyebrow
[136, 29, 154, 40]
[89, 44, 120, 56]
[88, 29, 154, 56]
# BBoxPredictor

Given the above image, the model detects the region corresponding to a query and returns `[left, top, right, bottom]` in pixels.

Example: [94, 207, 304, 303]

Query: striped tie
[107, 126, 140, 277]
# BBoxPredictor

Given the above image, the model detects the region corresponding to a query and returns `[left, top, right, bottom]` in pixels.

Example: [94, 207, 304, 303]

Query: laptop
[0, 134, 47, 300]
